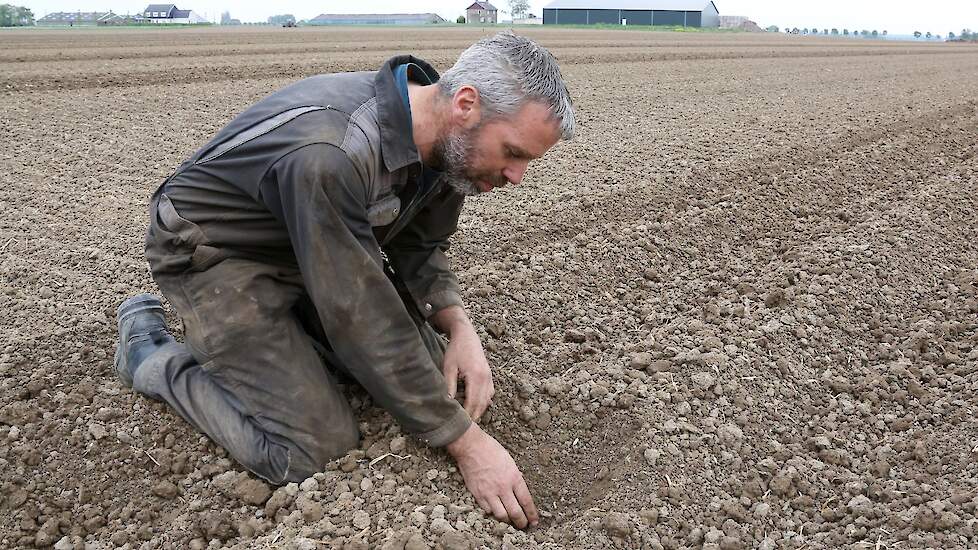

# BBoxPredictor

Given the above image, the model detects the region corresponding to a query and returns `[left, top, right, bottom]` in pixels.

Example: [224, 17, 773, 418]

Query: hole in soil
[488, 376, 646, 525]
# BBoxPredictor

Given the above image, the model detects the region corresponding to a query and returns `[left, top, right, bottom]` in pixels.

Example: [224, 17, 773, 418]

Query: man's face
[433, 101, 562, 196]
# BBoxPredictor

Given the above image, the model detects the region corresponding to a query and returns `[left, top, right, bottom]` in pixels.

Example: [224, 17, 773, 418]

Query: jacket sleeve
[383, 186, 465, 320]
[259, 143, 470, 447]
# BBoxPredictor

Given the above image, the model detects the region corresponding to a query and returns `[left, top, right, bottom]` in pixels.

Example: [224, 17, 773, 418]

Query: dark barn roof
[543, 0, 713, 9]
[144, 4, 176, 13]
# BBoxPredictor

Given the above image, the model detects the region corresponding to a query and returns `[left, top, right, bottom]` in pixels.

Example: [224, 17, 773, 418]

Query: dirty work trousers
[135, 212, 447, 484]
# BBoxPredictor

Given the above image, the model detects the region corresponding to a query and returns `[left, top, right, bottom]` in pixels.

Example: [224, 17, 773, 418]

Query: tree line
[765, 25, 977, 41]
[946, 29, 977, 41]
[766, 26, 889, 37]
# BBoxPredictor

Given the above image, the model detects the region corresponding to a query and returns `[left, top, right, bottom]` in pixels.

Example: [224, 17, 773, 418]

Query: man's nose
[503, 161, 529, 185]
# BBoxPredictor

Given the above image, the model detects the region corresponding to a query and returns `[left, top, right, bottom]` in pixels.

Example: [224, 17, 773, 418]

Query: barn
[308, 13, 446, 25]
[36, 12, 115, 26]
[543, 0, 719, 27]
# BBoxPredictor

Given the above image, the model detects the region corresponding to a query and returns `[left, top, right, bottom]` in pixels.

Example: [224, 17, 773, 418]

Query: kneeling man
[114, 32, 575, 529]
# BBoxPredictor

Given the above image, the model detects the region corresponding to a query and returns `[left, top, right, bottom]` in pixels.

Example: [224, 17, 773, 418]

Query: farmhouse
[308, 13, 446, 25]
[466, 2, 498, 24]
[543, 0, 719, 27]
[142, 4, 207, 24]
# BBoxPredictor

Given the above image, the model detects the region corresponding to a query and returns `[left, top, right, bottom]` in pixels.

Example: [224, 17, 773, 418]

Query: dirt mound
[2, 27, 977, 549]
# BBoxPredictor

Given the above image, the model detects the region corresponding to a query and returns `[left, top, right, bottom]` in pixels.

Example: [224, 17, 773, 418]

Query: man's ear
[451, 85, 482, 130]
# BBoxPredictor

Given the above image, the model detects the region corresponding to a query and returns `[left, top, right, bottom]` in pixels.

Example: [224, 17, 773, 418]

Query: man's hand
[432, 306, 494, 422]
[447, 424, 539, 529]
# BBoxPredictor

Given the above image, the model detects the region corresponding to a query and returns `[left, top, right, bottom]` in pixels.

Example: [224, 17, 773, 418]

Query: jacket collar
[375, 55, 441, 173]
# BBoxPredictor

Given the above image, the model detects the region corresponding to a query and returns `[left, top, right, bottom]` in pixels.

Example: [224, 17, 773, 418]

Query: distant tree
[456, 15, 465, 23]
[948, 31, 955, 39]
[831, 28, 839, 35]
[221, 12, 243, 25]
[843, 28, 849, 36]
[962, 29, 972, 40]
[925, 31, 932, 39]
[913, 30, 922, 38]
[766, 25, 779, 32]
[871, 30, 878, 37]
[801, 28, 808, 34]
[823, 28, 829, 35]
[267, 14, 295, 26]
[791, 27, 799, 34]
[882, 30, 887, 36]
[507, 0, 529, 19]
[0, 4, 33, 26]
[861, 29, 870, 36]
[935, 34, 941, 40]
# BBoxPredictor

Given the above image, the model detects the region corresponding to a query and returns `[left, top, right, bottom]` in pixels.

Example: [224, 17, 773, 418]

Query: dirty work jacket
[144, 55, 471, 447]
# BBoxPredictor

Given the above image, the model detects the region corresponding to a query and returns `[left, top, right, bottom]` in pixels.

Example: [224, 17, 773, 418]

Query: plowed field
[2, 26, 977, 550]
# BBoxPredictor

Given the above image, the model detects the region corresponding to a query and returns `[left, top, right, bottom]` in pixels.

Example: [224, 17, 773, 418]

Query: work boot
[114, 293, 175, 387]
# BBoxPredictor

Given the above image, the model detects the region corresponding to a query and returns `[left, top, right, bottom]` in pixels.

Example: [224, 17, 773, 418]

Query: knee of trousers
[283, 418, 361, 483]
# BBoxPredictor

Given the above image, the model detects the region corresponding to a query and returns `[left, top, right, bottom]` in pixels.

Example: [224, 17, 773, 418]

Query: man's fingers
[514, 479, 540, 527]
[463, 373, 493, 421]
[489, 497, 509, 523]
[501, 492, 529, 529]
[444, 363, 459, 399]
[464, 392, 487, 422]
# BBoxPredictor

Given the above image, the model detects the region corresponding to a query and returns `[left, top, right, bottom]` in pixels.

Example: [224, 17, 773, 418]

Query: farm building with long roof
[542, 0, 719, 27]
[36, 11, 116, 25]
[308, 13, 445, 25]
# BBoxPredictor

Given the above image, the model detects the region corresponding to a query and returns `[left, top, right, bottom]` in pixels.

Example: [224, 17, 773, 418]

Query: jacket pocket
[155, 193, 207, 249]
[153, 193, 227, 272]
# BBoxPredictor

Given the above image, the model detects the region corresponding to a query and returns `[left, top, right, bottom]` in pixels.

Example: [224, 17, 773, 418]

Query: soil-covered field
[1, 25, 977, 550]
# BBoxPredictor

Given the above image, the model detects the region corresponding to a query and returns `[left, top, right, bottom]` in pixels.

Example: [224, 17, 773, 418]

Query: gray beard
[433, 129, 480, 196]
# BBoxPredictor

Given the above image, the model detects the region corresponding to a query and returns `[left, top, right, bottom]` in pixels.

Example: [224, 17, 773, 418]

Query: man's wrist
[446, 422, 480, 457]
[432, 305, 474, 337]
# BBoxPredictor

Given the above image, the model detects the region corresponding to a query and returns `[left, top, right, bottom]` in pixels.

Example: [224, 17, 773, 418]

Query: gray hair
[439, 31, 575, 140]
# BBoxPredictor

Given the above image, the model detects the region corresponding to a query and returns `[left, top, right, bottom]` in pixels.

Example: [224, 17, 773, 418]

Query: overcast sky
[21, 0, 978, 35]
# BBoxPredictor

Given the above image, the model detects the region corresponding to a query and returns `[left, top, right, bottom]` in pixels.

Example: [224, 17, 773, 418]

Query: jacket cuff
[418, 290, 464, 319]
[415, 407, 471, 447]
